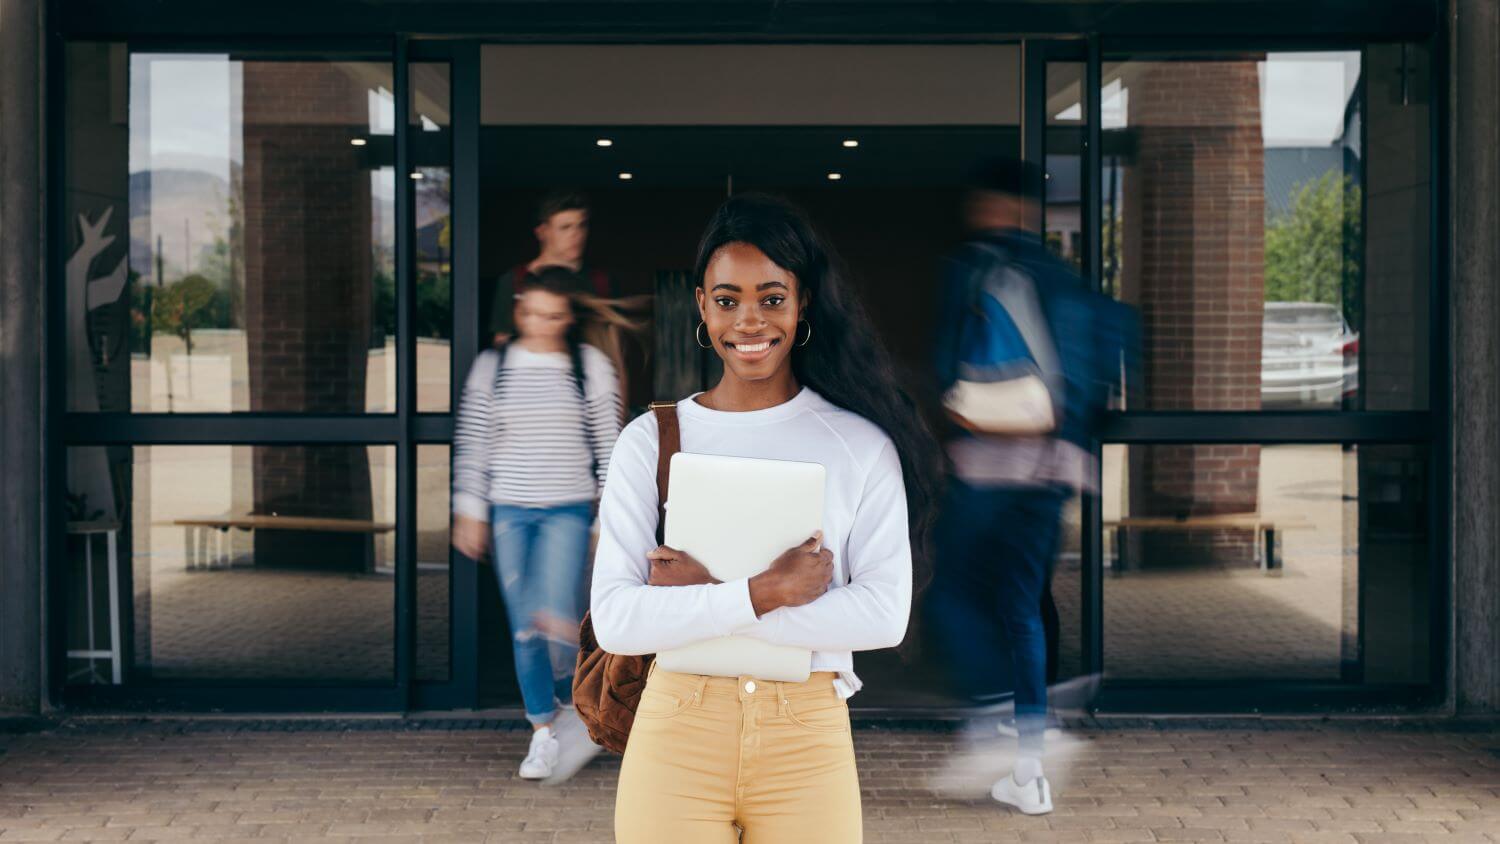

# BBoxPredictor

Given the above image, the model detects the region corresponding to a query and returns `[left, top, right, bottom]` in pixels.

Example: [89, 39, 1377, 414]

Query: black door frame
[46, 11, 1448, 714]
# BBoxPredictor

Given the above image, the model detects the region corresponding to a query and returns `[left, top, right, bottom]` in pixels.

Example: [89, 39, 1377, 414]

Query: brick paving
[2, 719, 1497, 843]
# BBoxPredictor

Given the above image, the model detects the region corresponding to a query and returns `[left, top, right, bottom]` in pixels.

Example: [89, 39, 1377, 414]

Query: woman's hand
[647, 546, 721, 587]
[452, 515, 489, 560]
[749, 532, 834, 617]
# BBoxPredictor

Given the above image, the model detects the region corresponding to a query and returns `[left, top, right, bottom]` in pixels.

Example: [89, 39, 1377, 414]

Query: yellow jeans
[614, 667, 863, 843]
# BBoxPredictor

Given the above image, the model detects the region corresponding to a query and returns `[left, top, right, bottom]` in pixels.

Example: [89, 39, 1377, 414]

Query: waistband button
[744, 680, 757, 694]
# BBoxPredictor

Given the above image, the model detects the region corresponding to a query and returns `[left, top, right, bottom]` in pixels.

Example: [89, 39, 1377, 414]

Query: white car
[1261, 302, 1359, 408]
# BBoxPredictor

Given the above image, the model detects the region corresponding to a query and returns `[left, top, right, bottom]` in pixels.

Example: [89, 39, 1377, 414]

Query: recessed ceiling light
[618, 172, 633, 180]
[350, 138, 368, 147]
[410, 171, 424, 180]
[841, 139, 859, 148]
[596, 138, 614, 147]
[827, 172, 843, 181]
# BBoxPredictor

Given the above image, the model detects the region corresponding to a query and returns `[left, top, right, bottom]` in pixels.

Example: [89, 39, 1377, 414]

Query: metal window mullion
[448, 39, 481, 708]
[394, 35, 416, 705]
[1082, 33, 1106, 678]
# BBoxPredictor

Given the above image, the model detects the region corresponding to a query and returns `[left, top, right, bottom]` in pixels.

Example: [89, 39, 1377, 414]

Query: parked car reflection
[1261, 302, 1358, 408]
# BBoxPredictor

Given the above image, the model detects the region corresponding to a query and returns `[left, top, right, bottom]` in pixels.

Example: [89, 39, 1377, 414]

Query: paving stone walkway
[1, 719, 1497, 843]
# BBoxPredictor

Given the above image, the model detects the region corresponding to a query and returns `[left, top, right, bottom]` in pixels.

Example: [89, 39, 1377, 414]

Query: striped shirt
[453, 343, 622, 516]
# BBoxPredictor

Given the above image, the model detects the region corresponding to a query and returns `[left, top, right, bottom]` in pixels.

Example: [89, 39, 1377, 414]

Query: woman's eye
[715, 297, 737, 308]
[764, 296, 786, 307]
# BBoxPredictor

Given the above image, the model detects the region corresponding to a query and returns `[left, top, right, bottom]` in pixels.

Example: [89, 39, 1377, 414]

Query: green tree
[152, 274, 226, 356]
[1264, 171, 1362, 320]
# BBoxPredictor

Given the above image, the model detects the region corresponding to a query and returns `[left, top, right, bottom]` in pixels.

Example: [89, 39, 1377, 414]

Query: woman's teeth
[733, 341, 772, 353]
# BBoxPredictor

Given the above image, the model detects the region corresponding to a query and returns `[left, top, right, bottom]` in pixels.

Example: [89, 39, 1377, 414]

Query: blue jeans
[491, 502, 593, 725]
[927, 480, 1067, 755]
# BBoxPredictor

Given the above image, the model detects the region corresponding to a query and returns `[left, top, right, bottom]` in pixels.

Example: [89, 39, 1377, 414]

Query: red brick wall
[240, 62, 381, 566]
[1120, 61, 1266, 565]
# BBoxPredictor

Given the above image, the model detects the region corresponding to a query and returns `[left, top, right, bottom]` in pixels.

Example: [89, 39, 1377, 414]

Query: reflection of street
[123, 440, 1355, 690]
[128, 445, 450, 681]
[862, 445, 1357, 706]
[129, 332, 452, 412]
[1096, 444, 1354, 680]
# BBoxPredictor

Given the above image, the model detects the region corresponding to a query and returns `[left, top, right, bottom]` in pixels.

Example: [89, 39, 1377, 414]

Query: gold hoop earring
[796, 319, 813, 348]
[695, 321, 713, 350]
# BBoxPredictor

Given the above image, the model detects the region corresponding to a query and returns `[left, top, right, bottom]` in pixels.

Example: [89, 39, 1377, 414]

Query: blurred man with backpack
[928, 157, 1138, 815]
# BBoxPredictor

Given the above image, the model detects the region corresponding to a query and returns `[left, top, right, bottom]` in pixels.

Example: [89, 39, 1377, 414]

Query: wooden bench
[1104, 513, 1310, 573]
[172, 515, 395, 571]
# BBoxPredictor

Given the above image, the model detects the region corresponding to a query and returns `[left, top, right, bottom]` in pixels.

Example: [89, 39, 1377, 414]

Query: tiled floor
[2, 719, 1496, 842]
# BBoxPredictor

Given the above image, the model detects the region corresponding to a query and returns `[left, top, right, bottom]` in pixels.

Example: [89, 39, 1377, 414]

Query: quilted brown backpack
[572, 401, 679, 754]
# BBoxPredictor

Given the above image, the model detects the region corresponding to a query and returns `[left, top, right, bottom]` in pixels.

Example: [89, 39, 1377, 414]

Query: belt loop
[692, 674, 708, 707]
[775, 680, 788, 715]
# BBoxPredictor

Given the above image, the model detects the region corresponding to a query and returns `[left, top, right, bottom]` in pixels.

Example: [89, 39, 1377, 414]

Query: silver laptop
[653, 452, 824, 682]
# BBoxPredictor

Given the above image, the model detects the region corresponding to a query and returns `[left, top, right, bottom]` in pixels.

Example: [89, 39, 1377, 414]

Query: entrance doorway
[474, 43, 1026, 708]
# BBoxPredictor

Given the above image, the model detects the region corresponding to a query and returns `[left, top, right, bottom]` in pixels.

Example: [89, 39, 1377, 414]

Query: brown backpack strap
[650, 401, 680, 545]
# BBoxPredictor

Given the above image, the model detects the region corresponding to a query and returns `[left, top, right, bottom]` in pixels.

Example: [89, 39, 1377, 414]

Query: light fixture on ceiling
[410, 171, 425, 180]
[350, 138, 368, 147]
[841, 139, 859, 148]
[596, 138, 614, 147]
[827, 172, 843, 181]
[618, 172, 634, 180]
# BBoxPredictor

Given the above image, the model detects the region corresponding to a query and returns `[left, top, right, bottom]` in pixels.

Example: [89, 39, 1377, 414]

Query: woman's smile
[725, 336, 780, 361]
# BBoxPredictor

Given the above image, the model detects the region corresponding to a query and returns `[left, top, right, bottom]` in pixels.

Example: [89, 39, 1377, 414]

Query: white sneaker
[519, 725, 559, 780]
[995, 715, 1064, 740]
[992, 771, 1053, 815]
[541, 708, 602, 786]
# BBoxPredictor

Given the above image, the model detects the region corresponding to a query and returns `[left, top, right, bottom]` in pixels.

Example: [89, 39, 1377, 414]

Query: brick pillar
[240, 62, 377, 570]
[1121, 61, 1265, 567]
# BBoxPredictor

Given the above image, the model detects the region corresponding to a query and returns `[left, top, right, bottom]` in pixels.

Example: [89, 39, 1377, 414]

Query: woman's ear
[695, 285, 707, 320]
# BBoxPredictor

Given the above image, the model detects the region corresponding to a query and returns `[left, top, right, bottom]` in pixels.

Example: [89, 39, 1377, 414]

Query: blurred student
[490, 190, 613, 346]
[928, 157, 1136, 815]
[453, 266, 624, 783]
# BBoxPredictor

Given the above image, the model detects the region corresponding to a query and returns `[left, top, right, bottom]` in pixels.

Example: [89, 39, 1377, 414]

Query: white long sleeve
[587, 388, 913, 696]
[588, 417, 761, 656]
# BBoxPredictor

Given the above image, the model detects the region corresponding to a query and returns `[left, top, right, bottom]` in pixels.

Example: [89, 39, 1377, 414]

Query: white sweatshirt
[589, 387, 912, 698]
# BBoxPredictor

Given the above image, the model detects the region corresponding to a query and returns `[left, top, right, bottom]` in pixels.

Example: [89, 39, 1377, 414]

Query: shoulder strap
[650, 402, 680, 545]
[490, 342, 509, 398]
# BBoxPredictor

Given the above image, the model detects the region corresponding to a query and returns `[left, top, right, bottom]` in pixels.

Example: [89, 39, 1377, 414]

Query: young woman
[452, 267, 624, 782]
[590, 195, 941, 842]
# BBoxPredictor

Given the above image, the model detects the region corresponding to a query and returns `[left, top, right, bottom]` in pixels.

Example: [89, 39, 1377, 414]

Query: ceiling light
[596, 138, 614, 147]
[350, 138, 368, 146]
[827, 172, 843, 181]
[841, 139, 859, 148]
[618, 172, 633, 180]
[410, 171, 424, 180]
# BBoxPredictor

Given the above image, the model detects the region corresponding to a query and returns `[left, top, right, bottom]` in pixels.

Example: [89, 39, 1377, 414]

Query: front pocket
[783, 695, 850, 733]
[632, 686, 692, 720]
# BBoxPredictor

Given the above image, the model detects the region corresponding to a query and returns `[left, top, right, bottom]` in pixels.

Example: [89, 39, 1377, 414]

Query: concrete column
[0, 0, 46, 716]
[1451, 0, 1500, 714]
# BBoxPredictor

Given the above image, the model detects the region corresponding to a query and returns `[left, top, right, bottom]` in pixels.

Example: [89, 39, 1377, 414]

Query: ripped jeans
[490, 502, 593, 725]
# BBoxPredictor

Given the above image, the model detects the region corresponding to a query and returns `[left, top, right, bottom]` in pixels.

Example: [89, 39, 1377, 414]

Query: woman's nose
[735, 305, 768, 330]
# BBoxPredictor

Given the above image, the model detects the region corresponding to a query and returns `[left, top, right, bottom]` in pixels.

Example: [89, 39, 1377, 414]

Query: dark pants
[927, 479, 1067, 754]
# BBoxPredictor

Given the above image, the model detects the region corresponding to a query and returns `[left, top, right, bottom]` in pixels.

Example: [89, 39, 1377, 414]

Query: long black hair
[691, 193, 943, 591]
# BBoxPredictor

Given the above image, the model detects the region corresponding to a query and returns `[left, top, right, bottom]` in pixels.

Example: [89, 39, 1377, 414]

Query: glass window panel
[64, 48, 397, 413]
[417, 444, 451, 682]
[1100, 50, 1429, 411]
[66, 444, 396, 683]
[412, 63, 453, 413]
[1102, 443, 1429, 684]
[1046, 62, 1087, 274]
